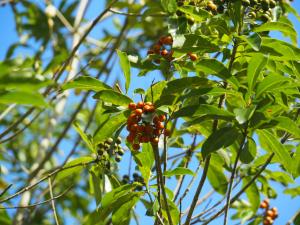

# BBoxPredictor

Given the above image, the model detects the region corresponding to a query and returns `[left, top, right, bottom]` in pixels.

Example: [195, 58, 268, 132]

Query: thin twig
[153, 144, 173, 225]
[0, 185, 72, 209]
[109, 8, 167, 17]
[48, 177, 60, 225]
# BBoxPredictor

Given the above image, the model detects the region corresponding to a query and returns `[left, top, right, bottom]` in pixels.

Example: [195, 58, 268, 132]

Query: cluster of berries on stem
[147, 35, 174, 64]
[97, 137, 124, 169]
[126, 101, 170, 151]
[259, 199, 278, 225]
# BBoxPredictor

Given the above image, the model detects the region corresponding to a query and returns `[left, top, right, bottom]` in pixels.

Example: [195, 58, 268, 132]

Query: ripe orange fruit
[161, 49, 168, 57]
[145, 125, 154, 134]
[159, 114, 166, 121]
[151, 137, 159, 145]
[266, 210, 274, 218]
[127, 135, 134, 143]
[265, 216, 273, 224]
[135, 108, 143, 116]
[128, 102, 136, 110]
[188, 53, 198, 61]
[145, 102, 153, 106]
[132, 143, 140, 150]
[260, 201, 268, 209]
[137, 125, 145, 133]
[143, 105, 153, 112]
[137, 101, 145, 108]
[130, 124, 138, 132]
[156, 122, 164, 130]
[162, 36, 173, 45]
[154, 129, 161, 136]
[153, 116, 160, 123]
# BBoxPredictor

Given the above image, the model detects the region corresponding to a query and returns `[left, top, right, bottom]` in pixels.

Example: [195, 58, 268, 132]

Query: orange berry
[260, 202, 268, 209]
[145, 102, 153, 106]
[153, 44, 161, 53]
[265, 216, 273, 224]
[151, 137, 159, 145]
[137, 101, 145, 108]
[128, 102, 136, 110]
[143, 105, 152, 113]
[135, 108, 143, 116]
[130, 124, 138, 132]
[266, 210, 274, 218]
[132, 143, 140, 150]
[143, 136, 150, 143]
[188, 53, 198, 61]
[126, 135, 134, 143]
[154, 129, 161, 136]
[159, 114, 166, 121]
[137, 125, 145, 133]
[161, 49, 168, 57]
[162, 36, 173, 45]
[263, 219, 271, 225]
[156, 122, 164, 130]
[145, 125, 154, 134]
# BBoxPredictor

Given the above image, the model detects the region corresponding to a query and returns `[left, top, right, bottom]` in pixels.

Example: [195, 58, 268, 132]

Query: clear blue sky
[0, 1, 300, 225]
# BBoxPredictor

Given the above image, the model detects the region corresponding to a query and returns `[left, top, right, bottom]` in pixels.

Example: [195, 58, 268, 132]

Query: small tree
[0, 0, 299, 225]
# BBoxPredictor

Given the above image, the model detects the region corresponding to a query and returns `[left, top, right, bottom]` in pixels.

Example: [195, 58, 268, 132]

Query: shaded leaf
[117, 50, 131, 93]
[0, 91, 48, 107]
[62, 76, 112, 91]
[93, 90, 132, 107]
[163, 167, 194, 177]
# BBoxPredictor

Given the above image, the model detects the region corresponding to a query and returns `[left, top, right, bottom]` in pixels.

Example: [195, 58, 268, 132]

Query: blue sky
[0, 1, 300, 225]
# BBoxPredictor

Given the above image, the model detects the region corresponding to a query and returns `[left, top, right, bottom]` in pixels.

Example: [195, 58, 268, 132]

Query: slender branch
[0, 159, 96, 204]
[0, 104, 16, 121]
[0, 186, 72, 210]
[223, 126, 248, 225]
[0, 184, 13, 198]
[286, 208, 300, 225]
[152, 144, 173, 225]
[48, 178, 60, 225]
[109, 8, 167, 17]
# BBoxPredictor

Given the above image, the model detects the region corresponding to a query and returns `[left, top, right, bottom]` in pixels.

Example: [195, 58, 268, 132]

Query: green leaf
[132, 143, 154, 185]
[207, 154, 228, 194]
[233, 106, 256, 124]
[89, 165, 103, 206]
[178, 6, 210, 22]
[161, 0, 177, 13]
[0, 91, 48, 107]
[56, 156, 94, 181]
[112, 194, 141, 225]
[62, 76, 112, 91]
[173, 104, 234, 119]
[253, 22, 297, 45]
[93, 90, 132, 107]
[243, 176, 260, 213]
[94, 111, 128, 145]
[247, 53, 268, 93]
[255, 74, 289, 97]
[0, 210, 11, 225]
[0, 76, 52, 91]
[240, 137, 257, 164]
[73, 121, 95, 153]
[202, 127, 240, 159]
[117, 50, 131, 93]
[274, 116, 300, 139]
[283, 186, 300, 198]
[240, 33, 262, 51]
[163, 167, 194, 177]
[195, 59, 239, 88]
[257, 130, 294, 174]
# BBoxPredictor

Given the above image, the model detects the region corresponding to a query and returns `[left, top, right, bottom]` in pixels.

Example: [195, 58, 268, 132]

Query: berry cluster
[259, 199, 279, 225]
[121, 173, 145, 191]
[176, 0, 279, 23]
[147, 35, 174, 64]
[126, 101, 170, 150]
[97, 137, 124, 169]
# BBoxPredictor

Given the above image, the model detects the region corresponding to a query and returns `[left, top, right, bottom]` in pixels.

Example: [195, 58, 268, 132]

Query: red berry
[151, 137, 159, 145]
[188, 53, 198, 61]
[135, 108, 143, 116]
[137, 101, 145, 109]
[132, 143, 140, 150]
[161, 49, 168, 57]
[137, 125, 145, 133]
[159, 114, 166, 121]
[145, 125, 154, 134]
[147, 49, 154, 55]
[156, 122, 164, 130]
[130, 124, 138, 132]
[145, 102, 153, 106]
[154, 129, 161, 136]
[128, 102, 136, 110]
[127, 135, 134, 143]
[153, 116, 160, 123]
[162, 36, 173, 45]
[153, 44, 161, 53]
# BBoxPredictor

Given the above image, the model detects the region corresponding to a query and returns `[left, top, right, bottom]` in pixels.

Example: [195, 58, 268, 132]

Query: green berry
[106, 138, 113, 144]
[116, 137, 122, 144]
[117, 149, 124, 156]
[115, 155, 122, 162]
[242, 0, 251, 6]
